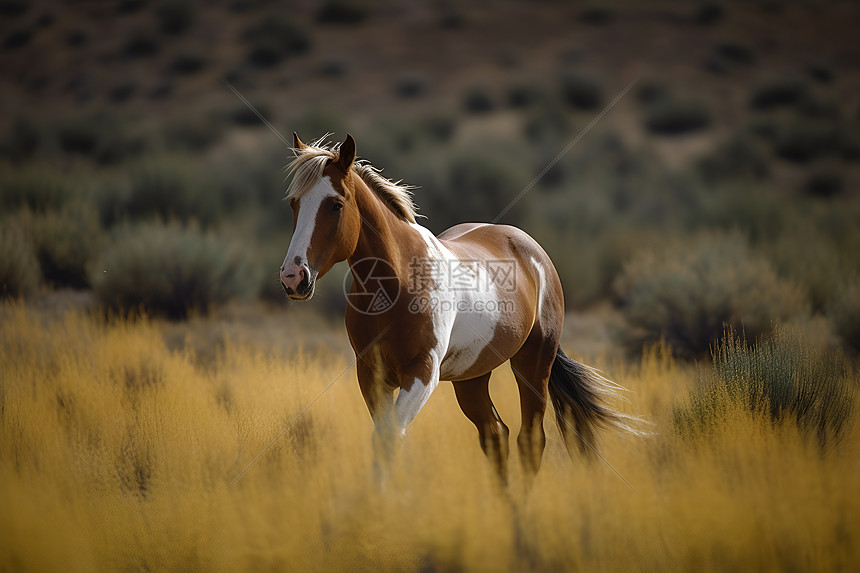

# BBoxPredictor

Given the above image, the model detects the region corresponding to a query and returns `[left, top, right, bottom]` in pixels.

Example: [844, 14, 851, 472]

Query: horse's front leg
[394, 352, 441, 434]
[356, 359, 397, 485]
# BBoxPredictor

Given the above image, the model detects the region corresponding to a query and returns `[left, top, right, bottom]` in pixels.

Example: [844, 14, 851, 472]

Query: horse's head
[280, 132, 362, 300]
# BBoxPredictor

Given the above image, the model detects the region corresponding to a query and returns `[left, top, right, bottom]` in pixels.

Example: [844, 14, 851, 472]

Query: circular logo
[343, 257, 401, 315]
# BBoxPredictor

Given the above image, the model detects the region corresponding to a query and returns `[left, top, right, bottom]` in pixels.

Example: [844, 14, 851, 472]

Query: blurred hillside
[1, 0, 859, 357]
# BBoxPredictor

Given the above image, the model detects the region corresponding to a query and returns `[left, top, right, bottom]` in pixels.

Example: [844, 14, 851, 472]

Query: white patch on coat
[395, 375, 439, 434]
[283, 176, 336, 268]
[409, 223, 501, 381]
[531, 256, 547, 319]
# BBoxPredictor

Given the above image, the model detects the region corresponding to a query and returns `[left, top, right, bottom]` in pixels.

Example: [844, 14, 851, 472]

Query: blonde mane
[285, 136, 419, 223]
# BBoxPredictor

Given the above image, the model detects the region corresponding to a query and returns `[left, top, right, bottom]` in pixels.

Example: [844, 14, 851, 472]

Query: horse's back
[438, 223, 558, 276]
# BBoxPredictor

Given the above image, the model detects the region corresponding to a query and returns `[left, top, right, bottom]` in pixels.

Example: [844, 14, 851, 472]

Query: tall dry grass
[1, 304, 858, 571]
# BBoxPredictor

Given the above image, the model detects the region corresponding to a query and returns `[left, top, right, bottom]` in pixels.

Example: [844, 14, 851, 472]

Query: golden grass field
[1, 302, 859, 572]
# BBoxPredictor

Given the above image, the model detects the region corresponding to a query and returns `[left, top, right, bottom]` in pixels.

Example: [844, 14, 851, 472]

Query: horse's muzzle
[280, 265, 315, 300]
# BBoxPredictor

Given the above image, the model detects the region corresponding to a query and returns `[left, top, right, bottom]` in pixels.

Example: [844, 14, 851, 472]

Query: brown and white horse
[280, 133, 637, 482]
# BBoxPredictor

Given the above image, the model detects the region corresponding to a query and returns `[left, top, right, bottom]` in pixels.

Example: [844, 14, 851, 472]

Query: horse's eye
[332, 202, 343, 213]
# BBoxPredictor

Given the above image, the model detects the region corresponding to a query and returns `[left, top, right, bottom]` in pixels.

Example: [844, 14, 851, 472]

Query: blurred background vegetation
[1, 0, 858, 358]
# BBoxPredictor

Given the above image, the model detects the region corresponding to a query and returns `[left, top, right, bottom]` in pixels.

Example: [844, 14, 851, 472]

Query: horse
[279, 132, 638, 482]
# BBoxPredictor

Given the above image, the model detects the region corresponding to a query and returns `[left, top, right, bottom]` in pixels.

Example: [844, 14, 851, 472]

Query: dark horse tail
[548, 348, 641, 457]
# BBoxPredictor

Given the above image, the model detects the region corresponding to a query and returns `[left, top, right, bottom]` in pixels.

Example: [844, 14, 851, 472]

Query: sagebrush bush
[772, 120, 839, 163]
[765, 227, 849, 313]
[242, 16, 310, 67]
[394, 74, 425, 98]
[716, 41, 754, 64]
[90, 222, 259, 318]
[0, 165, 73, 213]
[423, 148, 530, 232]
[560, 74, 601, 110]
[157, 0, 193, 35]
[507, 84, 543, 108]
[0, 117, 40, 160]
[802, 170, 843, 198]
[828, 281, 860, 353]
[0, 223, 40, 297]
[674, 327, 854, 450]
[316, 0, 369, 24]
[107, 158, 217, 225]
[613, 232, 807, 356]
[56, 115, 146, 164]
[750, 77, 807, 110]
[696, 135, 770, 183]
[169, 52, 206, 75]
[121, 31, 159, 58]
[22, 204, 103, 288]
[644, 99, 711, 135]
[163, 116, 224, 151]
[463, 88, 495, 113]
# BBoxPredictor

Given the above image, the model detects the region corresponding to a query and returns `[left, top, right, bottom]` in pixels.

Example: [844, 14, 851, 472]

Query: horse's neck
[349, 177, 421, 270]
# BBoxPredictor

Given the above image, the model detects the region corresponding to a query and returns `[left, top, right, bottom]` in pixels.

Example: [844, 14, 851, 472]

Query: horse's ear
[337, 133, 356, 171]
[293, 132, 306, 150]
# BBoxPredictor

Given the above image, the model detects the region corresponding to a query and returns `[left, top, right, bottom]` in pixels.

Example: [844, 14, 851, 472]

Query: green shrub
[507, 84, 543, 109]
[523, 103, 570, 143]
[427, 149, 529, 231]
[4, 27, 32, 50]
[0, 117, 40, 160]
[644, 99, 711, 135]
[765, 228, 848, 313]
[0, 224, 40, 298]
[614, 232, 807, 356]
[807, 63, 834, 84]
[394, 74, 425, 98]
[580, 5, 613, 24]
[695, 2, 724, 25]
[163, 116, 224, 151]
[696, 135, 770, 183]
[635, 81, 669, 106]
[803, 171, 843, 198]
[242, 16, 310, 67]
[22, 204, 103, 289]
[560, 74, 601, 110]
[91, 222, 259, 319]
[420, 116, 456, 142]
[228, 102, 273, 127]
[828, 281, 860, 353]
[715, 41, 754, 64]
[0, 166, 74, 213]
[772, 121, 838, 163]
[316, 0, 369, 24]
[463, 88, 495, 114]
[108, 82, 137, 103]
[317, 58, 347, 77]
[674, 327, 855, 450]
[122, 31, 159, 58]
[157, 1, 193, 35]
[750, 77, 807, 110]
[56, 115, 147, 165]
[169, 52, 206, 75]
[118, 159, 211, 224]
[798, 94, 840, 120]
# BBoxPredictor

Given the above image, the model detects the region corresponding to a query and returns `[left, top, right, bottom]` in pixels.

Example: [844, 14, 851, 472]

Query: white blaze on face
[284, 176, 337, 269]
